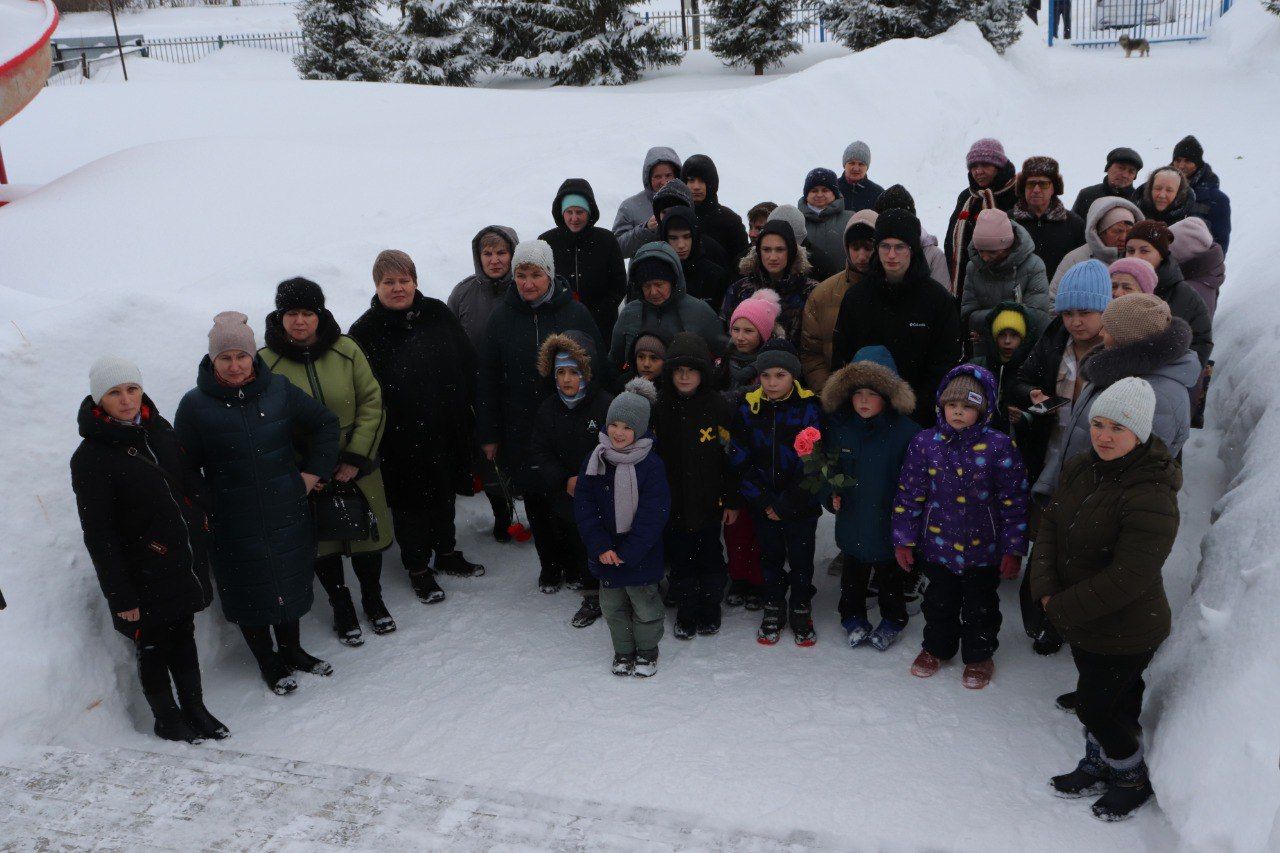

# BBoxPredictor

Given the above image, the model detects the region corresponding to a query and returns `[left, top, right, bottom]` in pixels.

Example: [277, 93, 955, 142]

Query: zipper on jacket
[142, 432, 201, 598]
[303, 351, 326, 406]
[239, 391, 285, 609]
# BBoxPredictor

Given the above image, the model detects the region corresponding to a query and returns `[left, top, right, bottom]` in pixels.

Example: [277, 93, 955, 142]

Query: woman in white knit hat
[71, 356, 227, 743]
[1029, 376, 1179, 822]
[174, 312, 341, 696]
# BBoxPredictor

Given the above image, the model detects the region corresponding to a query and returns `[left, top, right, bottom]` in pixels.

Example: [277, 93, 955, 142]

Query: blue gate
[1047, 0, 1234, 47]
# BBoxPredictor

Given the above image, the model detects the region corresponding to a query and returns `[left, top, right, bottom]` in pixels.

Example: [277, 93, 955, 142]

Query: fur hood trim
[821, 361, 916, 415]
[537, 332, 594, 385]
[1082, 317, 1192, 388]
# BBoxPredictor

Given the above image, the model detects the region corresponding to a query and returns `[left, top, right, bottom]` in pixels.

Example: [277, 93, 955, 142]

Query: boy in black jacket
[652, 333, 739, 638]
[530, 331, 614, 626]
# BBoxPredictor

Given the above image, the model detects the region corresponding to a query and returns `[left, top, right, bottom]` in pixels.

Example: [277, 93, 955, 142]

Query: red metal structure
[0, 0, 60, 192]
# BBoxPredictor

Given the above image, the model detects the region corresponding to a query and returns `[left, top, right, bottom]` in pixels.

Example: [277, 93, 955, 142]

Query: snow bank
[1, 5, 1277, 847]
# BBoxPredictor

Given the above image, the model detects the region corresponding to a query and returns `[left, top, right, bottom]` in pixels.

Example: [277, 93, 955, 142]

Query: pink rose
[793, 426, 821, 457]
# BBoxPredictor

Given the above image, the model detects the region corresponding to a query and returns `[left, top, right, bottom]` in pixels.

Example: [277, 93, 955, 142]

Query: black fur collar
[1082, 317, 1192, 388]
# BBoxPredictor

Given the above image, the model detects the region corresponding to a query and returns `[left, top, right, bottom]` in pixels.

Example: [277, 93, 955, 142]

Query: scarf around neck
[584, 434, 654, 535]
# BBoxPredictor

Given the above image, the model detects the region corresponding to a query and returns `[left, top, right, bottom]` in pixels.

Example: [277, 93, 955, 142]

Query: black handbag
[310, 483, 377, 542]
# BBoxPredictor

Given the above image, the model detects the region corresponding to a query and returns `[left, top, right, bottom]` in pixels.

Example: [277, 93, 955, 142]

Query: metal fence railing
[140, 31, 302, 62]
[1050, 0, 1234, 46]
[46, 45, 147, 85]
[643, 4, 828, 50]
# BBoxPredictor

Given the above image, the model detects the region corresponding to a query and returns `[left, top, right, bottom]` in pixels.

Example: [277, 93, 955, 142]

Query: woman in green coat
[1029, 377, 1179, 822]
[261, 278, 394, 646]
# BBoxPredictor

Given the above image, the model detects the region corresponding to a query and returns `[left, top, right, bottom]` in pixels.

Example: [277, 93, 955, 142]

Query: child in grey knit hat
[573, 378, 672, 678]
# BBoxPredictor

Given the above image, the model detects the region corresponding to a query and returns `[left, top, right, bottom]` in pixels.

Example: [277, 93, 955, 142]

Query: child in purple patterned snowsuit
[892, 363, 1029, 688]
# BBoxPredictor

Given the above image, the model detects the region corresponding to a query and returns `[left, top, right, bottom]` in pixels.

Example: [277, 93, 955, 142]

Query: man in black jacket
[539, 179, 627, 342]
[681, 154, 750, 266]
[659, 205, 730, 315]
[831, 209, 962, 427]
[1011, 156, 1085, 282]
[1071, 147, 1143, 219]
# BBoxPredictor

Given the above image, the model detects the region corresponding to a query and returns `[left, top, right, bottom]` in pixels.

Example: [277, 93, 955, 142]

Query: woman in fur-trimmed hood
[821, 346, 922, 566]
[720, 219, 817, 343]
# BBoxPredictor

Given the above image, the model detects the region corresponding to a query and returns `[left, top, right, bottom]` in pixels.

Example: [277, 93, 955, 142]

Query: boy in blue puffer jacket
[728, 339, 824, 647]
[821, 346, 922, 652]
[574, 378, 671, 678]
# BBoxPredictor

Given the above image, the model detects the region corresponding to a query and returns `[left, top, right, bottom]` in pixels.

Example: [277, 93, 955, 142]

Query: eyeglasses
[879, 242, 911, 255]
[1025, 180, 1054, 190]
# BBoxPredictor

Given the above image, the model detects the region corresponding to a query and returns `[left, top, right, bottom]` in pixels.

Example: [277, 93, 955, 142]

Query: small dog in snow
[1119, 35, 1151, 57]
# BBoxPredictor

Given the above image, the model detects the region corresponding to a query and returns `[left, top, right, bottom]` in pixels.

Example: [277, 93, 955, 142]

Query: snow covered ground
[3, 4, 1279, 849]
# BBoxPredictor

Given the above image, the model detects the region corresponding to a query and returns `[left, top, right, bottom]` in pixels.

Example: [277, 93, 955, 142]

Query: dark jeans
[839, 558, 907, 625]
[1072, 646, 1155, 763]
[921, 562, 1002, 664]
[1050, 0, 1071, 39]
[315, 552, 384, 602]
[753, 512, 818, 609]
[131, 615, 199, 695]
[530, 505, 598, 591]
[390, 496, 456, 573]
[666, 523, 728, 624]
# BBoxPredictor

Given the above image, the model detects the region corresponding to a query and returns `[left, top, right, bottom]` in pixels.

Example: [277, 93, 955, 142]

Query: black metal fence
[642, 4, 828, 50]
[140, 31, 302, 62]
[1049, 0, 1235, 46]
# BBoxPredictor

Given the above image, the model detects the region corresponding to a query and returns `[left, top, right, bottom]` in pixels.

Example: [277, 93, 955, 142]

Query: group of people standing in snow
[69, 132, 1229, 823]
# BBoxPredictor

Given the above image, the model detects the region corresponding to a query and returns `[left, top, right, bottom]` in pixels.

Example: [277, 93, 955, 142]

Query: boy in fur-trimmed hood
[822, 346, 922, 652]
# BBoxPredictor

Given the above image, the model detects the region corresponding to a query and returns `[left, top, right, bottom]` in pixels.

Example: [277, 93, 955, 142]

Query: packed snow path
[0, 745, 838, 849]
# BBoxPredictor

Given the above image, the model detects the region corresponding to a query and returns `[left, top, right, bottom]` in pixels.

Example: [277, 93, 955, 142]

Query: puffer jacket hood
[641, 146, 681, 195]
[680, 154, 721, 204]
[659, 204, 703, 260]
[934, 362, 1000, 432]
[738, 219, 813, 280]
[821, 345, 916, 416]
[978, 300, 1041, 363]
[1083, 196, 1143, 259]
[966, 221, 1037, 274]
[470, 225, 519, 281]
[550, 179, 601, 229]
[627, 241, 689, 300]
[536, 330, 599, 385]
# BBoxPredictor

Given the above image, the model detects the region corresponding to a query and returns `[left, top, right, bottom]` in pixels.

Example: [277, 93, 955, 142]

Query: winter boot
[696, 611, 721, 636]
[633, 649, 659, 678]
[757, 603, 786, 645]
[145, 690, 205, 744]
[435, 550, 485, 578]
[538, 567, 562, 595]
[493, 520, 513, 543]
[674, 616, 697, 641]
[1051, 736, 1110, 798]
[743, 585, 765, 612]
[1091, 759, 1154, 821]
[725, 579, 748, 608]
[910, 650, 942, 678]
[842, 615, 874, 648]
[1032, 626, 1063, 656]
[611, 653, 635, 676]
[257, 654, 298, 696]
[868, 618, 906, 652]
[1056, 691, 1078, 712]
[410, 568, 446, 604]
[570, 596, 602, 629]
[962, 659, 994, 689]
[282, 645, 334, 677]
[330, 588, 364, 647]
[790, 606, 817, 647]
[362, 595, 396, 635]
[172, 667, 230, 741]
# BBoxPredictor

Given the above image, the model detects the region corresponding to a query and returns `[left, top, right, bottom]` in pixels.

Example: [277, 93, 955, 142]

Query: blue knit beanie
[560, 193, 590, 214]
[1055, 259, 1112, 314]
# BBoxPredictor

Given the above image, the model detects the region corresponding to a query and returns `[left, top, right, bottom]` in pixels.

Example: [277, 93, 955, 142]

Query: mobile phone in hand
[1028, 396, 1070, 415]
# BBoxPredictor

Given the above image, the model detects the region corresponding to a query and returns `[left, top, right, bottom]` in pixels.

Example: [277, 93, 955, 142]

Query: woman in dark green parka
[261, 278, 395, 648]
[1029, 376, 1179, 822]
[175, 311, 340, 695]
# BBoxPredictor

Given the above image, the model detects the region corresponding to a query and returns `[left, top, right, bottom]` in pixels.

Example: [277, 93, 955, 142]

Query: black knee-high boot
[315, 554, 363, 647]
[136, 624, 203, 743]
[273, 619, 333, 677]
[240, 625, 297, 696]
[166, 618, 229, 739]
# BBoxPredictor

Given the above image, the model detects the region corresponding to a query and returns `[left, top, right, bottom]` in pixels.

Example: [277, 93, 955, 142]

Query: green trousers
[599, 584, 665, 655]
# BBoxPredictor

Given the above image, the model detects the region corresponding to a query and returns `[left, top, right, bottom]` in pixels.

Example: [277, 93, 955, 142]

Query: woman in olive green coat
[1029, 377, 1179, 822]
[261, 278, 394, 646]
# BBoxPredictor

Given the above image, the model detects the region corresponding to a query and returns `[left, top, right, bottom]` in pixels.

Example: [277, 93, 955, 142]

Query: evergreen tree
[295, 0, 387, 81]
[1267, 0, 1279, 15]
[382, 0, 490, 85]
[705, 0, 804, 75]
[473, 0, 567, 63]
[971, 0, 1025, 54]
[824, 0, 1023, 54]
[485, 0, 682, 86]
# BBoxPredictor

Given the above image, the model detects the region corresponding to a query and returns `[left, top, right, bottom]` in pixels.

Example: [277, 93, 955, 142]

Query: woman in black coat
[349, 250, 485, 605]
[175, 312, 340, 695]
[538, 178, 628, 343]
[71, 357, 225, 743]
